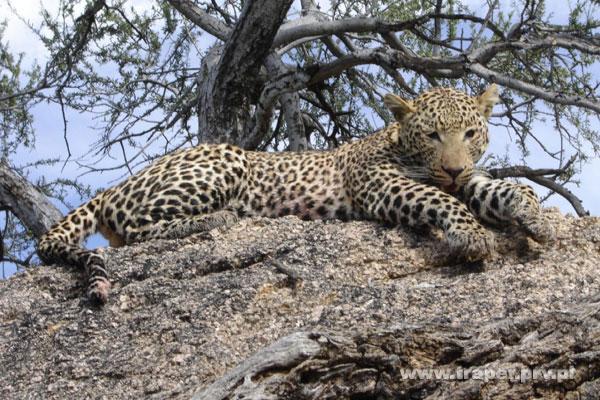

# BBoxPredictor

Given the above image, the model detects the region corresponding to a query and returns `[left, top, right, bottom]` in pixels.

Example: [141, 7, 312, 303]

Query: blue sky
[1, 0, 598, 277]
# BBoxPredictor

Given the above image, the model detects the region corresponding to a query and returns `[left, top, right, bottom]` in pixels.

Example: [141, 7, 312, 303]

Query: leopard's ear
[384, 93, 416, 121]
[476, 84, 499, 119]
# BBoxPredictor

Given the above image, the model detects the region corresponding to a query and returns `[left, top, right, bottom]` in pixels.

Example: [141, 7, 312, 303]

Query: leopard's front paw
[518, 214, 556, 243]
[511, 185, 555, 243]
[446, 226, 495, 261]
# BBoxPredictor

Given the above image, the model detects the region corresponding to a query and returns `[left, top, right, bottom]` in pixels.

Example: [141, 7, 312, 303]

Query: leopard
[37, 84, 555, 304]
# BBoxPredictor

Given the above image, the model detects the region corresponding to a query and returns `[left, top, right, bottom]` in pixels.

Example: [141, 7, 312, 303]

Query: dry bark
[194, 306, 600, 400]
[194, 0, 294, 146]
[0, 160, 62, 238]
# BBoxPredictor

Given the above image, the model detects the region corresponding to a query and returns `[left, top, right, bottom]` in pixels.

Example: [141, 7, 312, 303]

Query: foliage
[0, 21, 91, 269]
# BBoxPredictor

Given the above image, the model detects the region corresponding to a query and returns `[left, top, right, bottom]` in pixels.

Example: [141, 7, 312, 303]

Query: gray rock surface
[1, 208, 599, 399]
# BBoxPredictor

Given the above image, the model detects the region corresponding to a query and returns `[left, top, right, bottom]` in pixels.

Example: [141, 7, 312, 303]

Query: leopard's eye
[464, 129, 476, 140]
[428, 131, 441, 141]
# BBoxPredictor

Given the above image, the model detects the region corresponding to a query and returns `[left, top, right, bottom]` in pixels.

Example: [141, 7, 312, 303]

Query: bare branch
[264, 57, 308, 151]
[467, 34, 600, 66]
[489, 165, 588, 217]
[273, 13, 506, 48]
[469, 63, 600, 114]
[279, 92, 308, 151]
[306, 47, 463, 85]
[247, 69, 311, 147]
[432, 0, 443, 57]
[167, 0, 231, 41]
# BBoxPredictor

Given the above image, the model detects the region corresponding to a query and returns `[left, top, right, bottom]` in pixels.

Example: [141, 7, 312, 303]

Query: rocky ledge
[1, 209, 599, 399]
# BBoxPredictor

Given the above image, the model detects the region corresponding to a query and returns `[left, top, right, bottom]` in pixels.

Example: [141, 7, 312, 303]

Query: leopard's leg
[37, 198, 111, 305]
[460, 175, 555, 242]
[123, 209, 239, 244]
[121, 143, 247, 243]
[38, 239, 110, 304]
[355, 172, 494, 261]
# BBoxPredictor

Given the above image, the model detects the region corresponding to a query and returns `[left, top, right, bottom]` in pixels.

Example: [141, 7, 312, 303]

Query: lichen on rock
[1, 208, 599, 399]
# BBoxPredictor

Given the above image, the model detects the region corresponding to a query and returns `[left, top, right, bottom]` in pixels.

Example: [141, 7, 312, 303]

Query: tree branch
[432, 0, 443, 57]
[246, 69, 311, 148]
[468, 62, 600, 114]
[307, 47, 463, 85]
[264, 56, 308, 151]
[0, 161, 62, 238]
[489, 165, 589, 217]
[273, 13, 505, 48]
[167, 0, 231, 41]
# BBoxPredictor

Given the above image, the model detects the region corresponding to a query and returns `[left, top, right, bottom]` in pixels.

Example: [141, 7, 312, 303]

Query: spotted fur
[37, 85, 554, 304]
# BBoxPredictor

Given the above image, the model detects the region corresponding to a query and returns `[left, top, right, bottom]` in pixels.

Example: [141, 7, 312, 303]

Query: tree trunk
[197, 0, 295, 146]
[0, 161, 62, 238]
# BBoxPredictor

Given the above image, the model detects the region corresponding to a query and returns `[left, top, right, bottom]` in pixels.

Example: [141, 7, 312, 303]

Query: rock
[0, 208, 599, 399]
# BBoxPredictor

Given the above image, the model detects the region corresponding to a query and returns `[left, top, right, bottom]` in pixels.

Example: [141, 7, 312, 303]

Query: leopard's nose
[442, 166, 465, 179]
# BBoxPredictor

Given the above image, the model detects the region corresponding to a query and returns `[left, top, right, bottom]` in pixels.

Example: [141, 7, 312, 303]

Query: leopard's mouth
[443, 183, 459, 193]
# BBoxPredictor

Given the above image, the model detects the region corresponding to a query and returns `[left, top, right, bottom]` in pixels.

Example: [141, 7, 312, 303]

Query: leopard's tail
[37, 196, 110, 304]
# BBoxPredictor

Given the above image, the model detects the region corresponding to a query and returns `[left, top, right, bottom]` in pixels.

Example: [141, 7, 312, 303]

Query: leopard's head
[384, 85, 499, 192]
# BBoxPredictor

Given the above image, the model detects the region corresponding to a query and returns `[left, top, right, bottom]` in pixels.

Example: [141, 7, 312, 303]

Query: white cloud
[1, 0, 60, 65]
